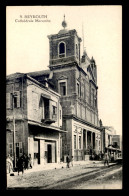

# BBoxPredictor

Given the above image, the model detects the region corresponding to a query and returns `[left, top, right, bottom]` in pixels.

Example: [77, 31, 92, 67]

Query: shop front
[28, 121, 66, 166]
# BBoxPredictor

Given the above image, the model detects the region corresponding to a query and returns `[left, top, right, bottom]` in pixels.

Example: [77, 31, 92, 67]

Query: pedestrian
[28, 154, 32, 169]
[6, 154, 13, 173]
[71, 156, 74, 167]
[24, 154, 29, 170]
[104, 152, 109, 166]
[66, 154, 70, 168]
[17, 154, 25, 175]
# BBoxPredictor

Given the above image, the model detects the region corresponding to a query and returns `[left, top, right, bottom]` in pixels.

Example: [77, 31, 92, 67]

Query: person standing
[66, 154, 70, 168]
[17, 154, 25, 175]
[6, 154, 13, 173]
[104, 152, 109, 166]
[28, 154, 32, 169]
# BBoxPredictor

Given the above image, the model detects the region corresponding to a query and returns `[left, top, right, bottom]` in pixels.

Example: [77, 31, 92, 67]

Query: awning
[28, 120, 67, 133]
[105, 146, 121, 152]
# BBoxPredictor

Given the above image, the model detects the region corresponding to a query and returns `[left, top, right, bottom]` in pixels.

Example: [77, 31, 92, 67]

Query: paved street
[7, 161, 122, 190]
[73, 166, 122, 189]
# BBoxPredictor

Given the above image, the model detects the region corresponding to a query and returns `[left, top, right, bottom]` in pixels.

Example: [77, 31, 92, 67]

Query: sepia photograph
[6, 5, 122, 190]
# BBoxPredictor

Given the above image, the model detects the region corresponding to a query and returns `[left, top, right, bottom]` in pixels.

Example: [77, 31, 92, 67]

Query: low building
[101, 125, 122, 160]
[112, 135, 122, 151]
[6, 73, 66, 167]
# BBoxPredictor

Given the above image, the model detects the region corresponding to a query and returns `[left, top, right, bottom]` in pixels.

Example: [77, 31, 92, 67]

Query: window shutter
[6, 93, 11, 108]
[17, 91, 21, 108]
[54, 106, 57, 114]
[9, 143, 13, 156]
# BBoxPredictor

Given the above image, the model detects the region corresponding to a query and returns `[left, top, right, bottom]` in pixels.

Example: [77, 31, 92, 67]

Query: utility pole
[12, 84, 16, 168]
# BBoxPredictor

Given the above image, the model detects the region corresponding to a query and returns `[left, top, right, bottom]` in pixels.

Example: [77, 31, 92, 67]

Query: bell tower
[47, 15, 82, 70]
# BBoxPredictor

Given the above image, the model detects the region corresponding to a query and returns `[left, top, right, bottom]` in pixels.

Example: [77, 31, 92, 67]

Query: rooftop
[27, 69, 50, 77]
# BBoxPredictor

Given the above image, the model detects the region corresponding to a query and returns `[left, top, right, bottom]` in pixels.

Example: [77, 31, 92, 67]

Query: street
[7, 161, 122, 190]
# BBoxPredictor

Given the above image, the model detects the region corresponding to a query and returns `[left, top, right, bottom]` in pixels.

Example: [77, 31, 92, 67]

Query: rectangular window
[52, 105, 57, 121]
[52, 106, 57, 115]
[6, 93, 11, 109]
[91, 89, 94, 107]
[79, 136, 81, 149]
[74, 135, 76, 149]
[86, 82, 90, 104]
[13, 91, 21, 108]
[81, 85, 85, 99]
[60, 82, 66, 96]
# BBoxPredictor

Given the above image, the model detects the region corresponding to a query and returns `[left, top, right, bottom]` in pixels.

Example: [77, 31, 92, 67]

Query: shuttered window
[6, 93, 11, 109]
[9, 143, 13, 157]
[14, 91, 21, 108]
[60, 82, 66, 96]
[6, 91, 21, 109]
[16, 91, 21, 108]
[74, 135, 76, 149]
[79, 136, 81, 149]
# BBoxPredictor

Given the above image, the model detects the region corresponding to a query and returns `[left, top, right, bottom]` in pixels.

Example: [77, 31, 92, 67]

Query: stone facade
[46, 22, 102, 160]
[6, 73, 65, 166]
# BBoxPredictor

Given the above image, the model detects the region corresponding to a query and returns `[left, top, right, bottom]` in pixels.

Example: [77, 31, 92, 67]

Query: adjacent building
[112, 135, 122, 150]
[6, 73, 66, 166]
[101, 124, 122, 160]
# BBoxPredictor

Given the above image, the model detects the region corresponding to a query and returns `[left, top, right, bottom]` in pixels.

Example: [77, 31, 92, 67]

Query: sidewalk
[7, 160, 119, 189]
[8, 160, 116, 175]
[23, 160, 102, 173]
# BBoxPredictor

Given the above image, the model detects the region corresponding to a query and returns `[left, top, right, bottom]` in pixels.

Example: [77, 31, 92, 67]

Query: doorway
[34, 140, 40, 165]
[47, 144, 52, 163]
[16, 143, 19, 159]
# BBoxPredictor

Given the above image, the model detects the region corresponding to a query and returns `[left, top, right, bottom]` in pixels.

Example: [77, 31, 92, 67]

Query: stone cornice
[48, 29, 82, 42]
[63, 114, 102, 131]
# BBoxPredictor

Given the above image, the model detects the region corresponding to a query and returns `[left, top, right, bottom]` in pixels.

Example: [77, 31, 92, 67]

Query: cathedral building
[27, 16, 102, 161]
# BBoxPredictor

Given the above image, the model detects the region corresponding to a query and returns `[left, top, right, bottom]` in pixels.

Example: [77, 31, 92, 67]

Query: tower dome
[58, 15, 68, 34]
[62, 14, 67, 29]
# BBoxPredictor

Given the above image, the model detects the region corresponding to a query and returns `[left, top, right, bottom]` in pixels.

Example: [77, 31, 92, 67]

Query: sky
[6, 6, 122, 135]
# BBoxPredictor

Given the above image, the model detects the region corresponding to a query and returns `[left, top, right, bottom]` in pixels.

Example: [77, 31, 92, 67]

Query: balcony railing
[41, 106, 57, 124]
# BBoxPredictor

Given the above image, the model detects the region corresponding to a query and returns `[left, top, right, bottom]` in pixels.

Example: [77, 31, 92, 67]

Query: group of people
[16, 153, 32, 175]
[7, 152, 110, 175]
[66, 152, 110, 168]
[6, 153, 32, 175]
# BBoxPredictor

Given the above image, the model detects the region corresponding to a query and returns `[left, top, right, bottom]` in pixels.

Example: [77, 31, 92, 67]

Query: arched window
[59, 42, 66, 58]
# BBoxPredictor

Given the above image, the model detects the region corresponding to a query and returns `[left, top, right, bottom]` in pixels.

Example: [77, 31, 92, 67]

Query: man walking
[66, 154, 70, 168]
